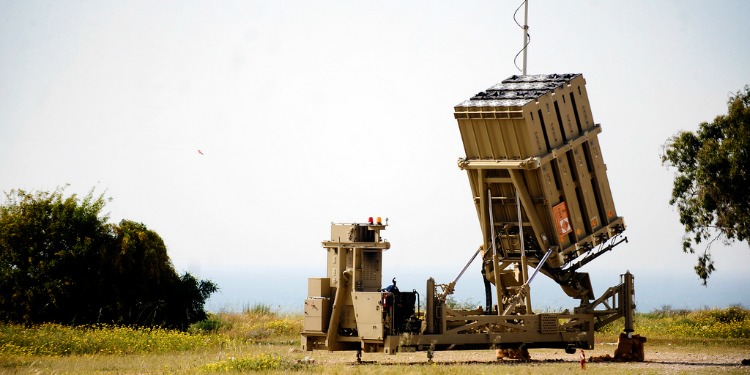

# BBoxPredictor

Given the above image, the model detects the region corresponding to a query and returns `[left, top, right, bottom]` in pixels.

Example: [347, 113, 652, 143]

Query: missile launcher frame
[301, 74, 639, 360]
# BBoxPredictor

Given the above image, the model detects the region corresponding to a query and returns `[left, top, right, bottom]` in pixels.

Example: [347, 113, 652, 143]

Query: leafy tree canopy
[661, 85, 750, 285]
[0, 186, 217, 328]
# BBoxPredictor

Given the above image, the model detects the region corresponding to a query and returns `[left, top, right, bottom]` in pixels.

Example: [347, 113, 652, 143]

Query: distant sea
[203, 265, 749, 314]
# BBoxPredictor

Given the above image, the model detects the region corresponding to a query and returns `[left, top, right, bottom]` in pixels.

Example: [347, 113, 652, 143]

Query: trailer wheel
[565, 344, 577, 354]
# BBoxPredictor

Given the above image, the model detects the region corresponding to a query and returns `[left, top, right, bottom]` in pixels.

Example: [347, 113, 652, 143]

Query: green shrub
[244, 303, 274, 316]
[646, 305, 691, 318]
[189, 314, 228, 334]
[207, 310, 302, 344]
[0, 323, 213, 356]
[596, 306, 750, 340]
[445, 297, 480, 310]
[202, 353, 307, 372]
[702, 304, 748, 324]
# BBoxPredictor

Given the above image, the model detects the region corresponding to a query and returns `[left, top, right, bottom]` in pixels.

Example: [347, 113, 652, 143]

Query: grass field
[1, 305, 749, 374]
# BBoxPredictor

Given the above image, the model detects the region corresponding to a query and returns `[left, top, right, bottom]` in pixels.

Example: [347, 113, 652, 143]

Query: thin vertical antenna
[513, 0, 531, 74]
[522, 0, 529, 75]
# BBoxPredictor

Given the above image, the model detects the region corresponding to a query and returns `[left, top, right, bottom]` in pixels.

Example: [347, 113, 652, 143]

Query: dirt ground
[298, 342, 750, 373]
[3, 341, 749, 374]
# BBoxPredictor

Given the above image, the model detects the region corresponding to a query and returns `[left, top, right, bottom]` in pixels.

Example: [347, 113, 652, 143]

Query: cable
[513, 0, 525, 29]
[513, 0, 531, 74]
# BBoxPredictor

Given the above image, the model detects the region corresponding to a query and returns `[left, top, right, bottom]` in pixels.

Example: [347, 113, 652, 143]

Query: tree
[109, 220, 217, 328]
[165, 273, 218, 330]
[108, 219, 182, 326]
[0, 186, 112, 324]
[661, 85, 750, 285]
[0, 186, 217, 328]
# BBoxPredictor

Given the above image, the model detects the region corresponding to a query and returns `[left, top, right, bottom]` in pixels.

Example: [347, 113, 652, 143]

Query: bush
[189, 314, 228, 334]
[703, 304, 748, 324]
[0, 323, 212, 356]
[647, 305, 691, 318]
[445, 297, 481, 310]
[207, 310, 303, 344]
[244, 303, 274, 316]
[0, 187, 217, 329]
[596, 305, 750, 340]
[202, 353, 306, 372]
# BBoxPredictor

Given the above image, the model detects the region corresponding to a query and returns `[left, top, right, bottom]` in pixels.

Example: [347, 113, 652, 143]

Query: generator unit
[301, 74, 639, 359]
[302, 218, 421, 353]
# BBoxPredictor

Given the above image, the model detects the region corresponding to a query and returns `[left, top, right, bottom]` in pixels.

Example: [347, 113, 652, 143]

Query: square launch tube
[454, 74, 624, 262]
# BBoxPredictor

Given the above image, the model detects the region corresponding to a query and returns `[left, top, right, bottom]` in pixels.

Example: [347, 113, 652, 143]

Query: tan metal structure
[302, 217, 421, 354]
[301, 74, 637, 360]
[454, 73, 627, 311]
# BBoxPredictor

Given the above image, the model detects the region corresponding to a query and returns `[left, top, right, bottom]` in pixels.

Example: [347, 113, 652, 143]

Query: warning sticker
[553, 202, 572, 237]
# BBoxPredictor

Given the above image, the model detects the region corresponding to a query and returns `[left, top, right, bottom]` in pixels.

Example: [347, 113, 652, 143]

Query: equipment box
[308, 278, 331, 298]
[303, 298, 330, 332]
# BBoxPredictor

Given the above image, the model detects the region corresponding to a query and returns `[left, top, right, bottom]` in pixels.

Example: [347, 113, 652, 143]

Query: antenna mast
[521, 0, 529, 75]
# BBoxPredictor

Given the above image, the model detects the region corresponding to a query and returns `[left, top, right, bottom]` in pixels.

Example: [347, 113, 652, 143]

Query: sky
[2, 0, 749, 313]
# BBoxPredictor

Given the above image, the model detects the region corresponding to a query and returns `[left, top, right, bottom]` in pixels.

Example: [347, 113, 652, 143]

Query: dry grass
[1, 305, 749, 374]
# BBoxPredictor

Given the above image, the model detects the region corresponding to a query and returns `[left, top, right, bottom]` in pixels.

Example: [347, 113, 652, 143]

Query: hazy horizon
[203, 263, 749, 314]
